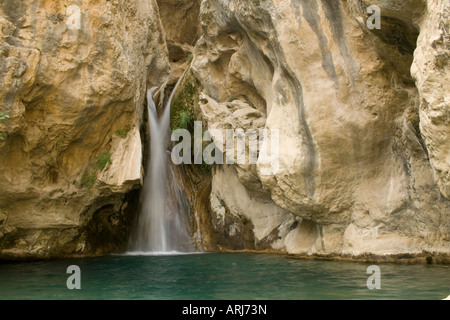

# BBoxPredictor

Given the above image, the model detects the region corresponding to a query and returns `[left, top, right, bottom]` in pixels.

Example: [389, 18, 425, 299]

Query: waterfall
[130, 70, 193, 253]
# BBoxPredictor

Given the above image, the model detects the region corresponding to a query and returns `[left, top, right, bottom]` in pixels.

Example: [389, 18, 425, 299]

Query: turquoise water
[0, 253, 448, 300]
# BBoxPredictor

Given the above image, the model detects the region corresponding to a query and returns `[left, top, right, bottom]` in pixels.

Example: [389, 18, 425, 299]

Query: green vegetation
[251, 104, 257, 109]
[184, 81, 196, 98]
[79, 151, 112, 189]
[173, 109, 193, 131]
[168, 74, 216, 176]
[97, 152, 112, 171]
[0, 113, 9, 121]
[228, 97, 237, 102]
[115, 128, 130, 138]
[0, 112, 10, 141]
[81, 170, 96, 189]
[171, 77, 196, 133]
[187, 54, 194, 63]
[201, 160, 212, 174]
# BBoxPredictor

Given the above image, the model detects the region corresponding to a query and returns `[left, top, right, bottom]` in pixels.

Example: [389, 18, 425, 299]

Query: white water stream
[131, 70, 193, 253]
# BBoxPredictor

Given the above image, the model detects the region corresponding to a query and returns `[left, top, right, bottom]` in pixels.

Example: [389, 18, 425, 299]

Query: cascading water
[130, 70, 193, 253]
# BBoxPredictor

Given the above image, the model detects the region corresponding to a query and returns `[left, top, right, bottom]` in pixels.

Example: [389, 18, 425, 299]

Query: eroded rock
[192, 0, 450, 256]
[0, 0, 170, 259]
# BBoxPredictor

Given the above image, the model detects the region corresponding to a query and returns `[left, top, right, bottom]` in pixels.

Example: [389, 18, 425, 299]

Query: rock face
[0, 0, 169, 258]
[411, 0, 450, 200]
[156, 0, 201, 64]
[0, 0, 448, 260]
[191, 0, 450, 256]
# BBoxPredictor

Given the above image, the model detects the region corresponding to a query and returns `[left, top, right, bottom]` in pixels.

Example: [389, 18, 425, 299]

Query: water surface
[0, 253, 448, 300]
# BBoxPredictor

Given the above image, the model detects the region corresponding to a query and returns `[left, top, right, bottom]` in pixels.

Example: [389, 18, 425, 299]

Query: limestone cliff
[189, 0, 450, 256]
[156, 0, 200, 64]
[0, 0, 169, 258]
[0, 0, 448, 260]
